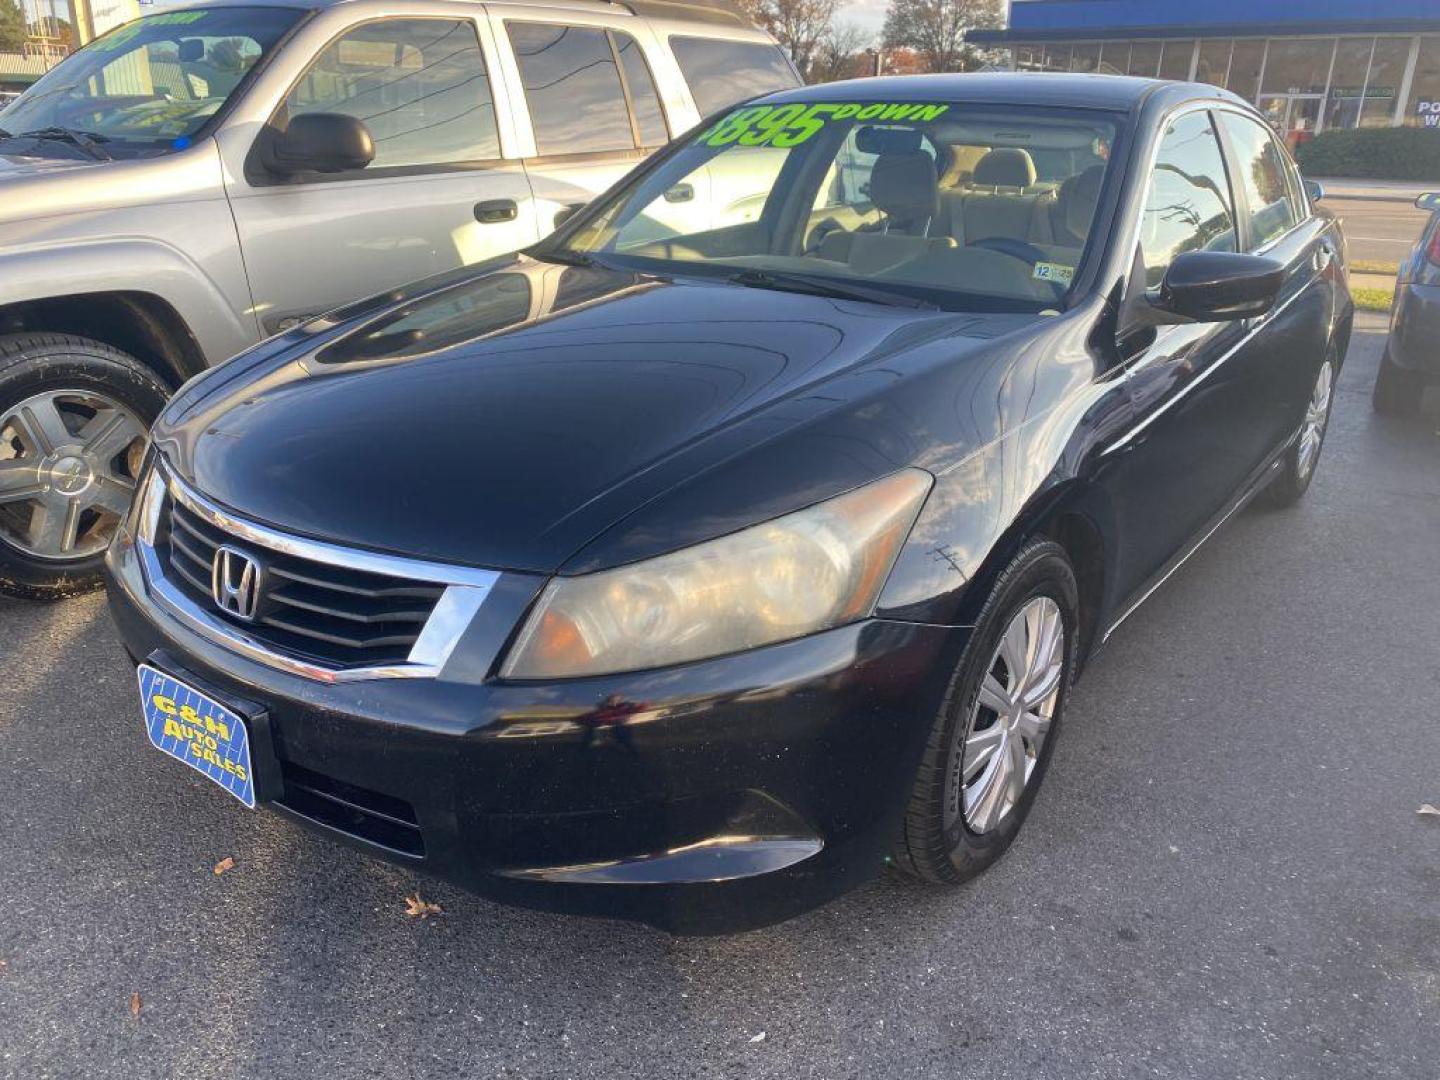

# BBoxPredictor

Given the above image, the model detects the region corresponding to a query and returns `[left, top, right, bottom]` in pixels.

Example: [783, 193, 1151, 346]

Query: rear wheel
[0, 333, 169, 600]
[1264, 356, 1335, 509]
[1371, 347, 1425, 417]
[893, 539, 1078, 884]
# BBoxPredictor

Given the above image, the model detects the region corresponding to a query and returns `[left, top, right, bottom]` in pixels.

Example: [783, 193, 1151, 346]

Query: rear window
[669, 37, 798, 117]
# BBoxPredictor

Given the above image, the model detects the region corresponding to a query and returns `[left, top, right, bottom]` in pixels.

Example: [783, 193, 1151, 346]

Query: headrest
[939, 144, 991, 188]
[973, 148, 1038, 189]
[869, 151, 938, 224]
[1058, 164, 1106, 241]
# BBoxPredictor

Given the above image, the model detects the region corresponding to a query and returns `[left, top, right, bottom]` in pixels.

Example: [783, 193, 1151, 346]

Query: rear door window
[508, 23, 668, 156]
[1217, 113, 1303, 250]
[284, 18, 499, 169]
[669, 37, 799, 116]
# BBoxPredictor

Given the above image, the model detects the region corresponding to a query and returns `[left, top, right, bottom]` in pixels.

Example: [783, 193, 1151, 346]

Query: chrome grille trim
[134, 463, 499, 683]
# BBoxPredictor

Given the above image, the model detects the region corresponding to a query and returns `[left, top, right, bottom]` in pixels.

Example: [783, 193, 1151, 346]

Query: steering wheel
[967, 236, 1050, 267]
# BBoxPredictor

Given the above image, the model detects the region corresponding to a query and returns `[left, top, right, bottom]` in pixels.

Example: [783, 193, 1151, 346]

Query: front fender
[0, 237, 256, 366]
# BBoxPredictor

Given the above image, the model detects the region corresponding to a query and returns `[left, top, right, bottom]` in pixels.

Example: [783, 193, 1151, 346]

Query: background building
[972, 0, 1440, 148]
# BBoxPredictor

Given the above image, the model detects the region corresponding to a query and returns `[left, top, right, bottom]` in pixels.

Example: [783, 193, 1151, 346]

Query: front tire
[0, 333, 170, 601]
[892, 538, 1079, 884]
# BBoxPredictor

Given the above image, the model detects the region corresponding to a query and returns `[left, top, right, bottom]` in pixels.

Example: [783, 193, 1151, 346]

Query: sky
[839, 0, 889, 37]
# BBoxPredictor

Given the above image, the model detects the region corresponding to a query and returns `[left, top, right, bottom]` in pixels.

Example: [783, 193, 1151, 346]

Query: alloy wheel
[1297, 360, 1334, 480]
[949, 596, 1065, 835]
[0, 389, 147, 560]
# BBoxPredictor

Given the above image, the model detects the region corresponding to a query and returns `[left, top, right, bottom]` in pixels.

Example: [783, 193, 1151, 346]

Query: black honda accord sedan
[105, 74, 1351, 933]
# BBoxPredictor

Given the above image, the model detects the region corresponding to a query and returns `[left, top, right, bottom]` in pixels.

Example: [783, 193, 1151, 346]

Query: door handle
[475, 198, 518, 224]
[663, 182, 695, 204]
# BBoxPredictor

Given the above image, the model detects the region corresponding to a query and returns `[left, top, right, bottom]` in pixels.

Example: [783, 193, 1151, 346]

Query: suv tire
[0, 333, 170, 601]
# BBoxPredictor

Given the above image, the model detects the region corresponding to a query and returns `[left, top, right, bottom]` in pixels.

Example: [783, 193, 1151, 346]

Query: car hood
[0, 150, 104, 177]
[156, 258, 1040, 574]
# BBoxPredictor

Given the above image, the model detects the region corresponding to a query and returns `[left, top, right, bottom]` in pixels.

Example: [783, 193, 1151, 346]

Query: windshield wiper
[725, 268, 937, 310]
[14, 127, 112, 161]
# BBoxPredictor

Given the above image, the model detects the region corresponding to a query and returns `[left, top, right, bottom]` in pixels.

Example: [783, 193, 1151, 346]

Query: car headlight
[500, 469, 933, 679]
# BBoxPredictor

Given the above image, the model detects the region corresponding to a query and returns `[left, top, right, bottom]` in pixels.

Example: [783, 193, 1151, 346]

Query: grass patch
[1351, 259, 1400, 276]
[1352, 286, 1394, 313]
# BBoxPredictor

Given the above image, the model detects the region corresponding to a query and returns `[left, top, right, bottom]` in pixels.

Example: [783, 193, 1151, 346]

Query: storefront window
[1362, 37, 1412, 127]
[1195, 40, 1233, 86]
[1261, 38, 1335, 96]
[1403, 36, 1440, 129]
[1128, 42, 1161, 79]
[1070, 44, 1100, 73]
[1158, 40, 1195, 81]
[1227, 40, 1266, 100]
[1097, 42, 1129, 75]
[1014, 45, 1046, 72]
[1042, 45, 1071, 72]
[1324, 38, 1375, 131]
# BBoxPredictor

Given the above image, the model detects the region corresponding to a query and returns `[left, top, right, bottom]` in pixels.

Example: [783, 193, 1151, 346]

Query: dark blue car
[1374, 192, 1440, 414]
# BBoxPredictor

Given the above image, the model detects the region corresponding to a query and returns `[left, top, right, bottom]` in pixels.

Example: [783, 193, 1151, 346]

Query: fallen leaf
[0, 959, 8, 975]
[213, 857, 235, 876]
[1419, 804, 1440, 817]
[129, 992, 142, 1018]
[403, 892, 443, 919]
[749, 1032, 767, 1044]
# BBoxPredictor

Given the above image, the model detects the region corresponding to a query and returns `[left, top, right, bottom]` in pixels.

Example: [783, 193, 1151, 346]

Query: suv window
[1139, 111, 1237, 288]
[285, 18, 499, 169]
[669, 37, 799, 117]
[1218, 113, 1303, 250]
[508, 23, 667, 156]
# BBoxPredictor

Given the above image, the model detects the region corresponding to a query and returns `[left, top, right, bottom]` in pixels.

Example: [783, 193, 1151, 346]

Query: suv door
[224, 14, 540, 334]
[496, 14, 679, 235]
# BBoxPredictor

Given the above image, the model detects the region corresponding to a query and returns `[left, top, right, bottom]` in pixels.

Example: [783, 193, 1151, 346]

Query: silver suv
[0, 0, 796, 598]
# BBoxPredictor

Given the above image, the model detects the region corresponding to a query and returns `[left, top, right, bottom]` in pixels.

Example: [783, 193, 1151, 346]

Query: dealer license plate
[137, 664, 255, 809]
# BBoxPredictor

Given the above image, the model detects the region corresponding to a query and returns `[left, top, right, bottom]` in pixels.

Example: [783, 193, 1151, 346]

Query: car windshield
[0, 6, 301, 158]
[551, 98, 1120, 312]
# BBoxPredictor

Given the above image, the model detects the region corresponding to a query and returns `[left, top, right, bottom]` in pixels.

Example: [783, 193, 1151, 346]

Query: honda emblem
[211, 545, 264, 621]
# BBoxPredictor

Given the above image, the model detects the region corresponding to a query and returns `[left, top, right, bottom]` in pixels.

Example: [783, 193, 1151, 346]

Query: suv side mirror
[266, 113, 374, 176]
[1416, 192, 1440, 212]
[1152, 251, 1287, 323]
[1303, 179, 1325, 203]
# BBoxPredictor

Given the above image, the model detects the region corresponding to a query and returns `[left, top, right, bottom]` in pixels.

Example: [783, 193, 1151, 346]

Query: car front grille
[158, 493, 446, 669]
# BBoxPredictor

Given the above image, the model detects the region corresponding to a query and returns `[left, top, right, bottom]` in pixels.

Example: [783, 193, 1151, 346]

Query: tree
[809, 21, 872, 84]
[737, 0, 839, 79]
[882, 0, 1003, 73]
[0, 0, 27, 53]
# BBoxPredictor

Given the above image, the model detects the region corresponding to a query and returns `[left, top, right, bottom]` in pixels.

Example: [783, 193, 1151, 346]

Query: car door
[495, 14, 681, 237]
[1212, 110, 1334, 455]
[1105, 108, 1260, 602]
[223, 13, 541, 335]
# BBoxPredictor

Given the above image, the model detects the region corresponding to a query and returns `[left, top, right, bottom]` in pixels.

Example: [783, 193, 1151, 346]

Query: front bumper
[105, 526, 965, 934]
[1388, 282, 1440, 377]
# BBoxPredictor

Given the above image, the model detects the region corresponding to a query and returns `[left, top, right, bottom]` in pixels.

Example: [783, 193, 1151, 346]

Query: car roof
[759, 72, 1249, 115]
[158, 0, 753, 25]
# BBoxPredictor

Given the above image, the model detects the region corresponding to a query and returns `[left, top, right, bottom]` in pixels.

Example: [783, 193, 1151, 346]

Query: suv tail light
[1427, 226, 1440, 267]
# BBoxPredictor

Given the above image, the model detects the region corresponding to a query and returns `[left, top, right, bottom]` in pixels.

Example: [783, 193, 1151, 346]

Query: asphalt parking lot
[0, 312, 1437, 1080]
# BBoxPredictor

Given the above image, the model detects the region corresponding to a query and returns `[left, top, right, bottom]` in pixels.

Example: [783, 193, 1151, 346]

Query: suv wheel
[0, 333, 170, 600]
[892, 539, 1078, 884]
[1371, 347, 1425, 417]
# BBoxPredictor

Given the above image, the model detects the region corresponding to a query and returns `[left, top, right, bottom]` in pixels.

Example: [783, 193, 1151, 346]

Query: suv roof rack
[611, 0, 751, 28]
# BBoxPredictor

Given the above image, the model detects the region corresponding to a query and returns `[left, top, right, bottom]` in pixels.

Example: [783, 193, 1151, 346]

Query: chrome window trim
[135, 462, 499, 683]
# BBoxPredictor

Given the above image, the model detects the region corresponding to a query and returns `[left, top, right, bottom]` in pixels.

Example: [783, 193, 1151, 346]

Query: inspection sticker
[1033, 262, 1075, 286]
[137, 664, 254, 808]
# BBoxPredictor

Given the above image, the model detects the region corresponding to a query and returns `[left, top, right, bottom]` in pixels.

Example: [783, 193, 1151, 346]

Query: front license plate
[137, 664, 255, 809]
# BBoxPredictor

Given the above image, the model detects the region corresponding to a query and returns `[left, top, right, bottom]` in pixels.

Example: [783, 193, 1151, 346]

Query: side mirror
[266, 113, 374, 176]
[1416, 192, 1440, 212]
[177, 38, 205, 62]
[1153, 251, 1287, 323]
[1303, 179, 1325, 203]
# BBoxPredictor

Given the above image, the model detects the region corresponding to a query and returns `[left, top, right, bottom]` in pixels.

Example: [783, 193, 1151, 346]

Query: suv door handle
[663, 182, 695, 204]
[475, 199, 518, 224]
